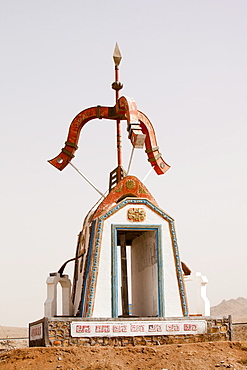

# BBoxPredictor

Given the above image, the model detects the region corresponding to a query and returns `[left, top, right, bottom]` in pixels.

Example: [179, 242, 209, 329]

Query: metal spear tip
[113, 42, 122, 67]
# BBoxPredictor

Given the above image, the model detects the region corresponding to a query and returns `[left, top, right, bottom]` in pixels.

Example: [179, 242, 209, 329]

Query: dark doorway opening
[116, 229, 159, 318]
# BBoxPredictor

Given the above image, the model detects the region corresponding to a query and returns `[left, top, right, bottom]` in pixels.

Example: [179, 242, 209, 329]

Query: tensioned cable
[141, 166, 153, 183]
[69, 162, 105, 198]
[90, 189, 108, 209]
[126, 146, 135, 175]
[0, 337, 28, 340]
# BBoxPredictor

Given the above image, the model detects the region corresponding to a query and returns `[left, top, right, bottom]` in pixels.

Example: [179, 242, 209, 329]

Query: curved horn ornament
[48, 97, 170, 175]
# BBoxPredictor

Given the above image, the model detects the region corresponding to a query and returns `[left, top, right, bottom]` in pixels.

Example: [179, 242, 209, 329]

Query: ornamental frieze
[127, 208, 146, 222]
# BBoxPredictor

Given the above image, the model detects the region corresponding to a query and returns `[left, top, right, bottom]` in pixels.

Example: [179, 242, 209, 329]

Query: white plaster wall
[161, 221, 183, 317]
[73, 222, 92, 316]
[92, 203, 183, 318]
[73, 256, 84, 316]
[92, 220, 112, 317]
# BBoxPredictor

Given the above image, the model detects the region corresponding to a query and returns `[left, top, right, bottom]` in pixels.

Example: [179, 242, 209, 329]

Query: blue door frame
[111, 224, 164, 318]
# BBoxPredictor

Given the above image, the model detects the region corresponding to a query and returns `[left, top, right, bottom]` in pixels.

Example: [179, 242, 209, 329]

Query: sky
[0, 0, 246, 327]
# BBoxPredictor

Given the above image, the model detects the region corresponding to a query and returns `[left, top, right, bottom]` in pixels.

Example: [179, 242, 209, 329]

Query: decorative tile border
[71, 319, 207, 337]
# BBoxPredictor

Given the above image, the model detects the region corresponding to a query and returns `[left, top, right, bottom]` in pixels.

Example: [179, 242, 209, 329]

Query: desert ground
[1, 339, 247, 369]
[0, 325, 247, 370]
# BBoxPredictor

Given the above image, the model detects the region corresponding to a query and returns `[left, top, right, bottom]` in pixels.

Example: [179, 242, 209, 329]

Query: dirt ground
[1, 341, 247, 370]
[0, 325, 247, 369]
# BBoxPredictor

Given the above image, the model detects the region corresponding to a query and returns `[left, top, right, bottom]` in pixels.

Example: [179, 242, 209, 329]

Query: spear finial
[113, 42, 122, 68]
[112, 43, 123, 92]
[111, 43, 124, 183]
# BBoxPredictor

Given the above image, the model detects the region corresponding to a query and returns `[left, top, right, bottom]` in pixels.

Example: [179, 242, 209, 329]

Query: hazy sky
[1, 0, 246, 327]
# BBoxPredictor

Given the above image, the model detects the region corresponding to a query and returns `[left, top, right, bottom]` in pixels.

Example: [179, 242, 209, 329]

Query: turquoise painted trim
[86, 219, 103, 317]
[111, 225, 164, 317]
[111, 225, 118, 318]
[80, 220, 96, 316]
[85, 198, 188, 317]
[169, 220, 188, 316]
[155, 227, 164, 316]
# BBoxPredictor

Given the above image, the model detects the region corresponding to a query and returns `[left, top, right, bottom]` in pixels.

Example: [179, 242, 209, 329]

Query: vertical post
[120, 233, 129, 316]
[112, 43, 123, 183]
[115, 66, 122, 181]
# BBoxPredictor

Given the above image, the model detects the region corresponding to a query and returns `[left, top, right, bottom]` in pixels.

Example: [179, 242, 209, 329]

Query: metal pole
[112, 43, 123, 183]
[115, 66, 122, 169]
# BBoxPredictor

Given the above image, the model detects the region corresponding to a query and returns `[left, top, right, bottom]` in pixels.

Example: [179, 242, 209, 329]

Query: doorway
[111, 225, 164, 318]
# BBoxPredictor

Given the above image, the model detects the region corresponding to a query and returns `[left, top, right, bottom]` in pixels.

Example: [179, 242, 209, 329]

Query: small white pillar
[184, 272, 210, 316]
[195, 272, 210, 316]
[44, 273, 73, 318]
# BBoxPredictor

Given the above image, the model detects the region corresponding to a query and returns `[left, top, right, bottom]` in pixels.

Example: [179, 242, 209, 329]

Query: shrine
[29, 44, 231, 347]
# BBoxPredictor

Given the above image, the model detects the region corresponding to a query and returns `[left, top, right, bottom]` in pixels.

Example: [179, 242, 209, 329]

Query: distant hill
[211, 297, 247, 323]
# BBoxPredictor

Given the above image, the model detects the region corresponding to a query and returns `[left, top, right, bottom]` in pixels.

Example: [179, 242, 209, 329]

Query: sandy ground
[0, 325, 247, 369]
[0, 326, 28, 352]
[1, 341, 247, 369]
